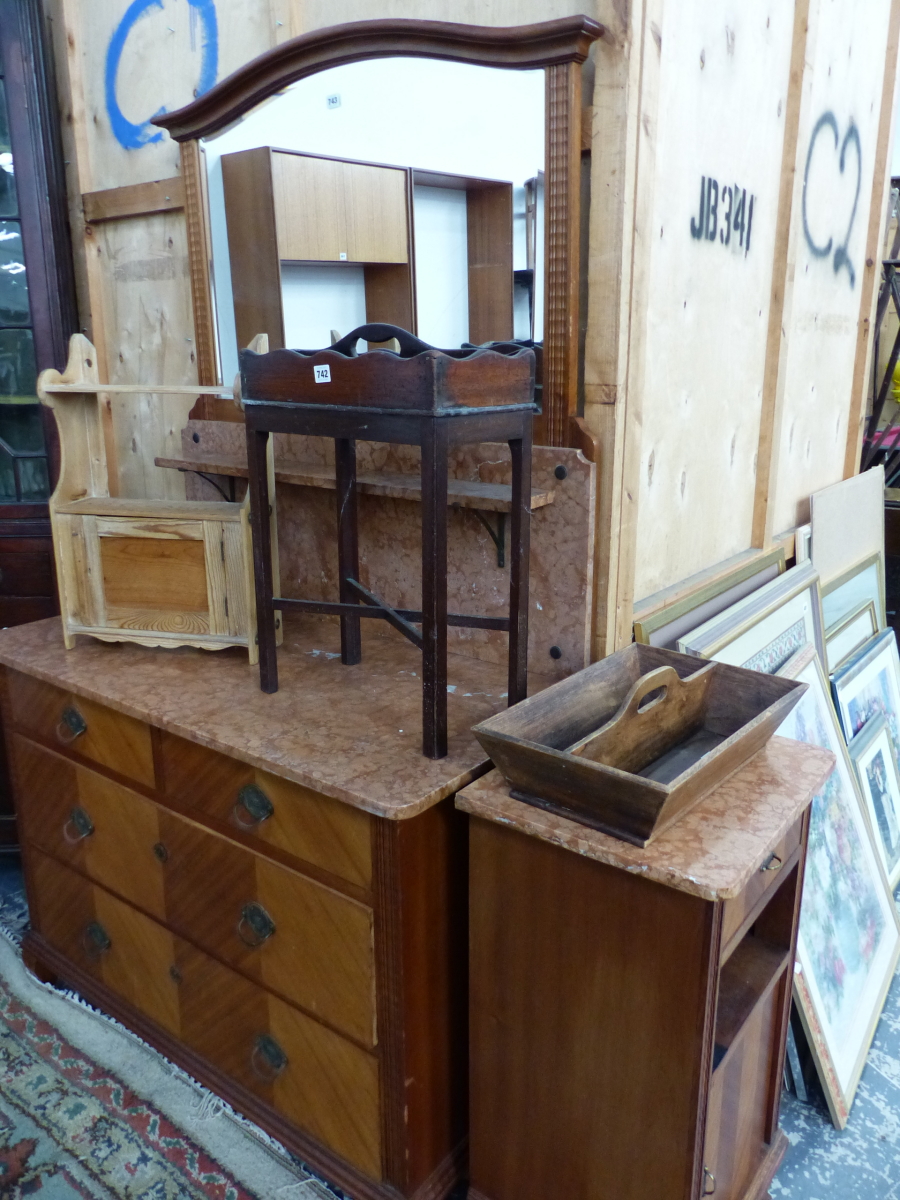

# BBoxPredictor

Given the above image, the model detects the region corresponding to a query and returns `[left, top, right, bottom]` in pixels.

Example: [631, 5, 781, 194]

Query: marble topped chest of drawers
[0, 615, 513, 1200]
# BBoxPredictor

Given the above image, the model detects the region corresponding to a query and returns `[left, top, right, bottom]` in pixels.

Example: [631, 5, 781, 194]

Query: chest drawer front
[15, 736, 376, 1049]
[157, 807, 377, 1047]
[158, 731, 372, 890]
[28, 850, 381, 1179]
[12, 734, 166, 919]
[28, 845, 180, 1035]
[721, 819, 803, 952]
[174, 940, 382, 1178]
[4, 668, 155, 788]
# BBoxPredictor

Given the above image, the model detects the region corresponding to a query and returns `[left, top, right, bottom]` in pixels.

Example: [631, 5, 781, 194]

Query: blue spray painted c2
[105, 0, 218, 149]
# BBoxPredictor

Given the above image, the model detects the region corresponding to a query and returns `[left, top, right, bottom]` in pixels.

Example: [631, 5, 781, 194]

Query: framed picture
[847, 714, 900, 889]
[824, 600, 878, 673]
[831, 628, 900, 752]
[633, 548, 785, 650]
[777, 644, 900, 1128]
[677, 561, 825, 672]
[821, 552, 886, 633]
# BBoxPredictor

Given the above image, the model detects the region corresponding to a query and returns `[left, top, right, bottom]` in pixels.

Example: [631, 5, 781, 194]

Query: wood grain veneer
[157, 729, 373, 891]
[273, 152, 409, 264]
[466, 184, 513, 345]
[469, 815, 718, 1200]
[5, 650, 469, 1200]
[5, 668, 155, 787]
[13, 730, 376, 1046]
[464, 756, 818, 1200]
[28, 851, 382, 1177]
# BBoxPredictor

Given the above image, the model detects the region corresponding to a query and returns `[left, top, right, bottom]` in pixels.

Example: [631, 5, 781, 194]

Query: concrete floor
[2, 856, 899, 1198]
[772, 918, 900, 1199]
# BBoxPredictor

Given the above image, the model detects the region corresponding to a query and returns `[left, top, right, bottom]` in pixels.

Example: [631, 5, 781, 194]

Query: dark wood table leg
[507, 419, 532, 705]
[246, 425, 278, 693]
[421, 419, 449, 759]
[335, 437, 362, 665]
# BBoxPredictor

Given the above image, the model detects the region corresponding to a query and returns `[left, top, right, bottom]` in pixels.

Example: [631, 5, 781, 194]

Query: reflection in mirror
[202, 57, 545, 381]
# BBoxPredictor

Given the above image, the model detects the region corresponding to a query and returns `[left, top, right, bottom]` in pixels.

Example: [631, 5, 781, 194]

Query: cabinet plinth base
[468, 1131, 787, 1200]
[21, 931, 464, 1200]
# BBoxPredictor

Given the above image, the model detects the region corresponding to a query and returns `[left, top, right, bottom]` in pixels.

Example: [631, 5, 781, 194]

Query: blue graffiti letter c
[105, 0, 218, 150]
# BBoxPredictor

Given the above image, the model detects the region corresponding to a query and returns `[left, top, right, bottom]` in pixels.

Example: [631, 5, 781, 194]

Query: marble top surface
[0, 616, 536, 820]
[456, 736, 835, 899]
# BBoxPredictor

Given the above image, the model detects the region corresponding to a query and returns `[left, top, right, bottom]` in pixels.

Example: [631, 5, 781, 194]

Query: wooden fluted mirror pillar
[155, 16, 603, 448]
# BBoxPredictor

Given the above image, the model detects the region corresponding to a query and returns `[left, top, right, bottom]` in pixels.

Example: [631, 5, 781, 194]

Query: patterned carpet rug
[0, 859, 340, 1200]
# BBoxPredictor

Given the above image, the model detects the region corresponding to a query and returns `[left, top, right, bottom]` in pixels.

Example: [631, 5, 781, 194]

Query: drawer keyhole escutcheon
[63, 806, 94, 844]
[153, 842, 169, 864]
[760, 853, 783, 873]
[251, 1033, 288, 1081]
[233, 784, 274, 829]
[56, 706, 87, 746]
[702, 1167, 716, 1195]
[238, 902, 276, 947]
[82, 921, 111, 959]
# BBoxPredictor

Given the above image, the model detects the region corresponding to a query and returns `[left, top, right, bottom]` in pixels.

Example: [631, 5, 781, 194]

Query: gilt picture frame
[778, 644, 900, 1128]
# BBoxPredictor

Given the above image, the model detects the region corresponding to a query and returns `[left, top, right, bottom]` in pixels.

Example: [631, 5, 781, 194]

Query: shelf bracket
[467, 508, 506, 568]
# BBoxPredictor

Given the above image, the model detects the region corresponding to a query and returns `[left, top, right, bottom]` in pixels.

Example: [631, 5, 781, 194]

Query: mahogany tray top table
[0, 613, 519, 1200]
[241, 323, 537, 759]
[457, 738, 835, 1200]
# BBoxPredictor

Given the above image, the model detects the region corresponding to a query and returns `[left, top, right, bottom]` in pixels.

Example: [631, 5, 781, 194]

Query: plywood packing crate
[42, 0, 900, 658]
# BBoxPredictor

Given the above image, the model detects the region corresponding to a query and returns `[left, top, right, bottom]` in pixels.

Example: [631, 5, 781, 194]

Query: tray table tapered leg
[508, 420, 532, 705]
[335, 437, 362, 665]
[246, 426, 278, 693]
[421, 419, 449, 759]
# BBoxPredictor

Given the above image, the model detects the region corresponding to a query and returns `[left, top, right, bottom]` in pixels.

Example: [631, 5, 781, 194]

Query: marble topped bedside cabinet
[457, 737, 834, 1200]
[0, 614, 520, 1200]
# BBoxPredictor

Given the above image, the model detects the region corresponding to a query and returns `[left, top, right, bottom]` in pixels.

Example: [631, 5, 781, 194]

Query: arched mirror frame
[155, 15, 604, 447]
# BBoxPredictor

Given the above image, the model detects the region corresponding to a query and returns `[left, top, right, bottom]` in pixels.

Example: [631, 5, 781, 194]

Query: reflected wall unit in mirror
[156, 16, 603, 446]
[221, 146, 520, 355]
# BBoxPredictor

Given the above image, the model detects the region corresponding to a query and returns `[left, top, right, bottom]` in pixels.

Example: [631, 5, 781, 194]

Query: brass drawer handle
[703, 1167, 716, 1195]
[761, 853, 783, 873]
[153, 842, 169, 864]
[63, 806, 94, 844]
[82, 921, 111, 959]
[233, 784, 274, 829]
[237, 902, 276, 947]
[56, 706, 87, 746]
[251, 1033, 288, 1082]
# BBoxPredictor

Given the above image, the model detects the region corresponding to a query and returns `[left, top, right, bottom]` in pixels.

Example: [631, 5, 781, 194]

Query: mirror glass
[202, 57, 545, 381]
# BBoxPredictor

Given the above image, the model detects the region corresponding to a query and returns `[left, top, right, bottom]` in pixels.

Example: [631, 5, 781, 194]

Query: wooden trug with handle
[569, 662, 717, 772]
[473, 644, 807, 846]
